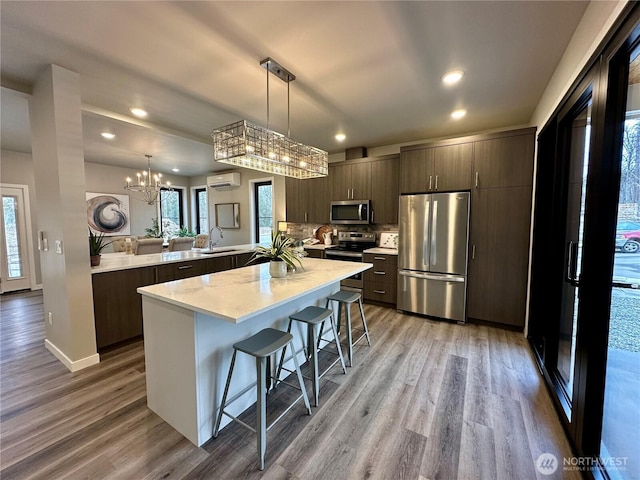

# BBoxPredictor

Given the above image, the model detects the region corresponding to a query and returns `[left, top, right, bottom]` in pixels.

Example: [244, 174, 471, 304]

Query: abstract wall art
[86, 192, 131, 236]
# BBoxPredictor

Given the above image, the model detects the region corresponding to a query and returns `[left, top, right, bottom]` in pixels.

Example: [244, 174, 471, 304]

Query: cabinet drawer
[157, 260, 207, 282]
[363, 253, 397, 274]
[364, 279, 397, 304]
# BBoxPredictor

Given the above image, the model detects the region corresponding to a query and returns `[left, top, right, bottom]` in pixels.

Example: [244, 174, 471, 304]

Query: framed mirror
[215, 203, 240, 229]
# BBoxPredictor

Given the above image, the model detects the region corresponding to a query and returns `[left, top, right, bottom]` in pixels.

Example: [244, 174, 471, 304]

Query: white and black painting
[86, 192, 131, 236]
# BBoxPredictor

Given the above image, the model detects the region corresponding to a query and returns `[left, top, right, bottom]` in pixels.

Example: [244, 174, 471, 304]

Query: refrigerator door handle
[431, 200, 438, 266]
[398, 270, 465, 283]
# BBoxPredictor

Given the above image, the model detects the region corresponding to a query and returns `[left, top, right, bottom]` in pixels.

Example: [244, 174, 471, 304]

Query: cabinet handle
[374, 290, 386, 294]
[475, 171, 479, 188]
[154, 266, 158, 283]
[429, 175, 432, 190]
[178, 265, 193, 270]
[305, 212, 308, 222]
[371, 210, 375, 223]
[351, 188, 355, 199]
[374, 271, 386, 275]
[347, 188, 350, 199]
[472, 245, 476, 260]
[373, 256, 386, 261]
[435, 175, 438, 190]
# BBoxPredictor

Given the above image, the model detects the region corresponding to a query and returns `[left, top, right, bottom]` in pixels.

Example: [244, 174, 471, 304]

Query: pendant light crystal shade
[124, 155, 172, 205]
[212, 58, 328, 179]
[212, 120, 328, 179]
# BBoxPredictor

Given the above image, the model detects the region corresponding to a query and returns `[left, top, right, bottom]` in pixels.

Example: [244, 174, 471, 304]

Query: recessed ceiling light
[129, 107, 148, 118]
[451, 109, 467, 120]
[100, 132, 115, 139]
[442, 70, 464, 85]
[171, 168, 180, 172]
[335, 133, 346, 142]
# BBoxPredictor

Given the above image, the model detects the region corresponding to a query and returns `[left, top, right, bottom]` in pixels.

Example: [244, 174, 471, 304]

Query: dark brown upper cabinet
[473, 131, 535, 189]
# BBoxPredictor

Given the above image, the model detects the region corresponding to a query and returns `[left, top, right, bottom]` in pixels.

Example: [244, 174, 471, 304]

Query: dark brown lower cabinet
[92, 266, 156, 350]
[363, 253, 397, 305]
[304, 249, 325, 259]
[467, 186, 532, 327]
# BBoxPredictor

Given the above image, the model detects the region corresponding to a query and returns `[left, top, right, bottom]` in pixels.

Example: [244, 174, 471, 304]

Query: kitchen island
[137, 258, 371, 447]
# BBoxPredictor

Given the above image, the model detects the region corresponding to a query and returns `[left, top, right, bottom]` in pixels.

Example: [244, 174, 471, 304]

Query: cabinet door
[399, 148, 433, 193]
[370, 157, 399, 224]
[433, 143, 473, 191]
[206, 255, 234, 273]
[92, 266, 156, 350]
[467, 186, 532, 326]
[473, 133, 535, 188]
[330, 164, 353, 200]
[285, 177, 307, 223]
[306, 175, 332, 223]
[350, 162, 371, 200]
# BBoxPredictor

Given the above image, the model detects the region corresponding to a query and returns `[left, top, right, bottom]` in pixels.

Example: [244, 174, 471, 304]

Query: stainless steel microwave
[330, 200, 371, 224]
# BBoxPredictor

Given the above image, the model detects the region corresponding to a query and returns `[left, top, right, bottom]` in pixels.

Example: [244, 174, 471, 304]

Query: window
[254, 181, 272, 243]
[194, 187, 208, 234]
[159, 187, 184, 238]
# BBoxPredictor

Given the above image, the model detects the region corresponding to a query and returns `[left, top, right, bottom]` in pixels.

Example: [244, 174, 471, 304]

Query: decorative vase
[269, 260, 287, 278]
[90, 254, 101, 267]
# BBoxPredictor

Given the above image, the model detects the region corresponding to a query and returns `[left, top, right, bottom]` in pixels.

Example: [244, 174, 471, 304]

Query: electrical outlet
[333, 228, 338, 236]
[48, 312, 53, 325]
[55, 240, 63, 254]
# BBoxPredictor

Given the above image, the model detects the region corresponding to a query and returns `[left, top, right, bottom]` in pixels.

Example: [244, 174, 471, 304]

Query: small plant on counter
[89, 228, 113, 266]
[248, 230, 307, 271]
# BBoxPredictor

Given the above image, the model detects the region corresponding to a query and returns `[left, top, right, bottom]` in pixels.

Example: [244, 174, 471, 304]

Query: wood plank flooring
[0, 290, 579, 479]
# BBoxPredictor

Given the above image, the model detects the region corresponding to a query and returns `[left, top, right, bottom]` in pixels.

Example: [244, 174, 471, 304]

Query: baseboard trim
[44, 339, 100, 372]
[33, 284, 43, 291]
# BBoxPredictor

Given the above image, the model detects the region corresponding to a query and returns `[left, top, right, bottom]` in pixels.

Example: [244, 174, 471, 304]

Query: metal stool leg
[213, 349, 236, 438]
[358, 298, 371, 345]
[256, 356, 267, 471]
[329, 312, 347, 373]
[309, 323, 319, 406]
[275, 319, 293, 384]
[291, 343, 312, 415]
[345, 302, 353, 367]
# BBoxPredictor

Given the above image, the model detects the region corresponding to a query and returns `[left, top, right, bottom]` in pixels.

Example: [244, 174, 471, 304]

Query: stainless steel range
[324, 232, 376, 291]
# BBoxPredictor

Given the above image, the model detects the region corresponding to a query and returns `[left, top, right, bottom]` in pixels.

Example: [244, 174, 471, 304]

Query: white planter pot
[269, 260, 287, 278]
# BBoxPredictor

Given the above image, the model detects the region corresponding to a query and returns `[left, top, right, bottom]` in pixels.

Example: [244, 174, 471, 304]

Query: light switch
[55, 240, 63, 254]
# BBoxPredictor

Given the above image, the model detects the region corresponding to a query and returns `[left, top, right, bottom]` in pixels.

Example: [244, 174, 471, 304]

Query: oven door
[325, 250, 364, 290]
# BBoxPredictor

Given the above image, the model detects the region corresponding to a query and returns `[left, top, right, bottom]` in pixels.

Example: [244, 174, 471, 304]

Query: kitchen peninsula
[137, 257, 371, 446]
[90, 246, 261, 350]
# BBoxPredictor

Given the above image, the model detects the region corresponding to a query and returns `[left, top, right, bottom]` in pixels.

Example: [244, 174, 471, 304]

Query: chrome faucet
[208, 226, 224, 249]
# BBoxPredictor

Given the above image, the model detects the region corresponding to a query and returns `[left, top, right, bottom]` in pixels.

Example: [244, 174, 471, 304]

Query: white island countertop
[91, 244, 261, 274]
[137, 257, 371, 324]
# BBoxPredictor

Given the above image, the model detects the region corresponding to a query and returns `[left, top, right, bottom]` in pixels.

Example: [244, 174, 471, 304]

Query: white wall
[192, 168, 286, 246]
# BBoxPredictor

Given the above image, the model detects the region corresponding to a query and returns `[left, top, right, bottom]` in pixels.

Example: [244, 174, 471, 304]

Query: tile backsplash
[285, 222, 398, 245]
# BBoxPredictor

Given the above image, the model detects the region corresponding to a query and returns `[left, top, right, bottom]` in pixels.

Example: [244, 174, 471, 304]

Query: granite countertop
[137, 258, 372, 323]
[91, 244, 261, 274]
[363, 247, 398, 255]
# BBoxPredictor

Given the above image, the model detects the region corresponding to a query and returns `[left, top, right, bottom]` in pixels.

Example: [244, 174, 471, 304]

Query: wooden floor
[0, 290, 579, 480]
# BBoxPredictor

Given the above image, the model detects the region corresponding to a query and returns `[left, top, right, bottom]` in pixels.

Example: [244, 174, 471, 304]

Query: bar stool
[275, 306, 346, 407]
[324, 290, 371, 367]
[213, 328, 311, 471]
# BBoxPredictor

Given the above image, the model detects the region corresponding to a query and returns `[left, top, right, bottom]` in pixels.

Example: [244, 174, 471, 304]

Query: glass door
[556, 93, 593, 412]
[1, 186, 32, 293]
[600, 43, 640, 480]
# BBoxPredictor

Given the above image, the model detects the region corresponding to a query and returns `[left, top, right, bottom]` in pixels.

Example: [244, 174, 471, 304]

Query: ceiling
[1, 1, 589, 177]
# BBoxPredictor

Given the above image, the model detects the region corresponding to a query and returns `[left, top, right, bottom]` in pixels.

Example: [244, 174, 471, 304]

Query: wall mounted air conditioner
[207, 172, 240, 188]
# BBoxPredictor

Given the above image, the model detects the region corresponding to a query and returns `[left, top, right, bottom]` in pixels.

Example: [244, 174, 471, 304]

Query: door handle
[475, 171, 479, 188]
[431, 200, 438, 266]
[472, 245, 476, 260]
[565, 241, 580, 286]
[429, 175, 433, 191]
[435, 175, 438, 191]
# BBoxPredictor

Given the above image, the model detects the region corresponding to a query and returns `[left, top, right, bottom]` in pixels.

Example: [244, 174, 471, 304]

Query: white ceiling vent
[207, 172, 240, 188]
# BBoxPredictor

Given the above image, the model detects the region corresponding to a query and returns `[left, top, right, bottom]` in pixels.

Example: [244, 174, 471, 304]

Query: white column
[29, 64, 99, 371]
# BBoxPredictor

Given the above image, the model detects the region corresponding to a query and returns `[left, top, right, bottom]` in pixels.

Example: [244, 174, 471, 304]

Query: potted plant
[248, 230, 307, 277]
[89, 228, 113, 266]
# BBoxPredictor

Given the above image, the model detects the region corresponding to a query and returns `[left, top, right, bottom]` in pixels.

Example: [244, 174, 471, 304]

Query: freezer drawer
[397, 270, 467, 323]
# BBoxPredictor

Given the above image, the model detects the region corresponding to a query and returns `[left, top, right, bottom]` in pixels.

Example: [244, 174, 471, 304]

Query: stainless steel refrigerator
[397, 192, 470, 323]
